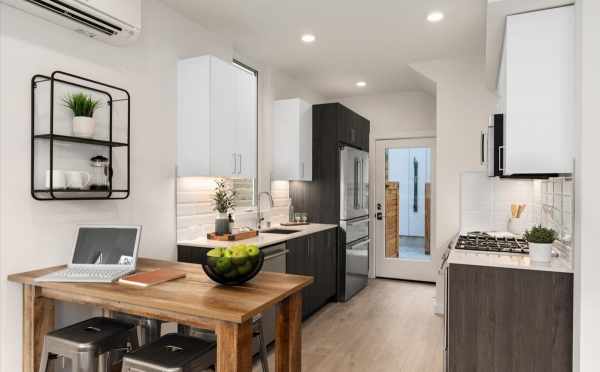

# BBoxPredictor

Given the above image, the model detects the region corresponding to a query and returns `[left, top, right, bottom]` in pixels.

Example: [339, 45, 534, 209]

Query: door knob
[376, 212, 383, 220]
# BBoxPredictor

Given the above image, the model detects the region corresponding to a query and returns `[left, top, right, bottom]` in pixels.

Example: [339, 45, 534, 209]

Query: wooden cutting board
[207, 230, 259, 241]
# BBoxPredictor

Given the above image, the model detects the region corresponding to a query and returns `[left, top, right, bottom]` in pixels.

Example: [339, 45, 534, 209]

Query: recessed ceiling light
[301, 34, 316, 43]
[427, 11, 444, 23]
[356, 81, 367, 87]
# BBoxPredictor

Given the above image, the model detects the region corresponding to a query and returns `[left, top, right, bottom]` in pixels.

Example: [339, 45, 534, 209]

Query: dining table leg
[216, 319, 253, 372]
[23, 285, 54, 372]
[275, 292, 302, 372]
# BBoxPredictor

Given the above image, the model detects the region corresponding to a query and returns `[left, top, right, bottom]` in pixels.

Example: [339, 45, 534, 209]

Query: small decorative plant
[63, 93, 102, 138]
[524, 225, 557, 244]
[212, 179, 237, 214]
[62, 93, 102, 117]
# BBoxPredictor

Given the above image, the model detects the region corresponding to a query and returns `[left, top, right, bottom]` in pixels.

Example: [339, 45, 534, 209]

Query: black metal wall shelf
[31, 71, 131, 200]
[33, 134, 128, 147]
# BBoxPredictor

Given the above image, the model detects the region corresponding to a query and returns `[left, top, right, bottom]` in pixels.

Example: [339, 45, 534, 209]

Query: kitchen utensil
[89, 155, 110, 191]
[65, 171, 91, 189]
[45, 169, 66, 189]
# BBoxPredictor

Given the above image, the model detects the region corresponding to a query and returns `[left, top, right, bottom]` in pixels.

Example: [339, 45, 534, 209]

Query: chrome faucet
[257, 191, 274, 230]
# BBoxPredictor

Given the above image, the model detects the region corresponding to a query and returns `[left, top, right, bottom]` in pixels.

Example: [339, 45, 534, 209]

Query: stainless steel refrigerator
[339, 145, 369, 301]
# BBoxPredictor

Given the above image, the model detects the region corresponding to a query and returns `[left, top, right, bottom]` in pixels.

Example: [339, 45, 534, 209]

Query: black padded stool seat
[121, 333, 216, 372]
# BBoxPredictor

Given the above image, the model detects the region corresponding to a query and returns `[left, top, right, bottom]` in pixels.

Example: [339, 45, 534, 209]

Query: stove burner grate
[455, 233, 529, 254]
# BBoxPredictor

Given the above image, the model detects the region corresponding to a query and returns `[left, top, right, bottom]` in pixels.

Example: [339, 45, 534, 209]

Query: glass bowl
[201, 245, 264, 285]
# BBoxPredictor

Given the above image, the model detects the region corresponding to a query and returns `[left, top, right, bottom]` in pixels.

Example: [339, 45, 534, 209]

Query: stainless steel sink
[262, 228, 300, 235]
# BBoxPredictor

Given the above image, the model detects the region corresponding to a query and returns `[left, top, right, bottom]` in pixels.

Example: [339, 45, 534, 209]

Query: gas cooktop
[455, 232, 529, 254]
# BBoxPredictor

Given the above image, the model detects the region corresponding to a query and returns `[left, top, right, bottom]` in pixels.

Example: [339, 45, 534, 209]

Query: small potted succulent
[524, 225, 557, 263]
[212, 179, 237, 235]
[63, 93, 102, 138]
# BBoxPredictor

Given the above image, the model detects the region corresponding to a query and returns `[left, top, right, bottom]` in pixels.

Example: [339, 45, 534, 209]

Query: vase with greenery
[63, 93, 102, 138]
[212, 179, 237, 235]
[524, 225, 557, 263]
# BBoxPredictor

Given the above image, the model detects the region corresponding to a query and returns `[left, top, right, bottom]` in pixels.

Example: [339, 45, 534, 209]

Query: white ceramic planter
[73, 116, 96, 138]
[529, 242, 553, 263]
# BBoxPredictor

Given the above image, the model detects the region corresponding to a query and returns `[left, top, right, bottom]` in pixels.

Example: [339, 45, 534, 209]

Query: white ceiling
[163, 0, 488, 99]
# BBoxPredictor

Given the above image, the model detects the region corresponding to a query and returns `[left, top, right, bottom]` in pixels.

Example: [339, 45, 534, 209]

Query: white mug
[65, 171, 91, 190]
[45, 170, 66, 189]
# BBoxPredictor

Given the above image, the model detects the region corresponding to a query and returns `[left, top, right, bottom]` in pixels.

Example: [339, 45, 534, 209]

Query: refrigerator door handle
[354, 158, 360, 209]
[359, 158, 363, 209]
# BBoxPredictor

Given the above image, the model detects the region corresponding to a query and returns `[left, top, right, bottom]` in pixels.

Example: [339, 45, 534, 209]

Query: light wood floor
[253, 279, 444, 372]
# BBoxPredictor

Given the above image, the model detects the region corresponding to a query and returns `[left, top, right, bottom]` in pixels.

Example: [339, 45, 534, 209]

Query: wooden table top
[8, 258, 313, 324]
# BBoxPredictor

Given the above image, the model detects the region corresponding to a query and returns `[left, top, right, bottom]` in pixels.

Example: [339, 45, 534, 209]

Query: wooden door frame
[370, 132, 436, 281]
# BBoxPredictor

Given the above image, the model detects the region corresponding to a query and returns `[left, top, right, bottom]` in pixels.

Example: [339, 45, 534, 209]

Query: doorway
[375, 138, 436, 282]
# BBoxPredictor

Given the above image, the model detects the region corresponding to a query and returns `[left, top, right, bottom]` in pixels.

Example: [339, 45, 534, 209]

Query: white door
[209, 56, 237, 177]
[374, 138, 436, 282]
[233, 63, 257, 178]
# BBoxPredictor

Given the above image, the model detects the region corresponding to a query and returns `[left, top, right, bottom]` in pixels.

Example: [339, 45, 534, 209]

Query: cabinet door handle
[480, 131, 485, 165]
[498, 146, 504, 172]
[232, 153, 237, 175]
[238, 154, 242, 175]
[300, 162, 304, 179]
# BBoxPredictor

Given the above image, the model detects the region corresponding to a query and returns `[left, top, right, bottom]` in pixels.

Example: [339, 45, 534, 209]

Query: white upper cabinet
[177, 55, 257, 178]
[501, 6, 575, 175]
[272, 98, 312, 181]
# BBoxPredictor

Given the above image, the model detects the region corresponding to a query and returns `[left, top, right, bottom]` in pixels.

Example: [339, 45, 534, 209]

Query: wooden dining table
[8, 258, 312, 372]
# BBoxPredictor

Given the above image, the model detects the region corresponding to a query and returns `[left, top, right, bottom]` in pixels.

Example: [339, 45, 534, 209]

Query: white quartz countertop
[177, 223, 338, 249]
[448, 245, 573, 273]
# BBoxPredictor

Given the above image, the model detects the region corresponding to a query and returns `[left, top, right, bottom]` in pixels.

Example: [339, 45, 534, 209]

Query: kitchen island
[8, 258, 312, 372]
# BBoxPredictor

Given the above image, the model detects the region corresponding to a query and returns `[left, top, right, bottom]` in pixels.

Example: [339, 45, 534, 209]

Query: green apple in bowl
[231, 249, 249, 266]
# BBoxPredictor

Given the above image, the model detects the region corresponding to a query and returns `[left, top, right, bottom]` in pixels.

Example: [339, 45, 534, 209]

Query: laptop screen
[72, 227, 139, 266]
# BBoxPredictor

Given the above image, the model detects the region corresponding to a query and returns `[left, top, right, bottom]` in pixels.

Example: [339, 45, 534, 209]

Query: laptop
[35, 225, 142, 283]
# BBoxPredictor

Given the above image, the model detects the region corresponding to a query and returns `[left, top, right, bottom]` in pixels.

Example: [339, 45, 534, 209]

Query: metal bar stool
[112, 312, 163, 346]
[177, 315, 270, 372]
[38, 317, 139, 372]
[121, 333, 215, 372]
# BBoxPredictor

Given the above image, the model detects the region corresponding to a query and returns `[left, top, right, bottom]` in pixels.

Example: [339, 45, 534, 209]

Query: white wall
[574, 0, 600, 370]
[0, 2, 322, 371]
[411, 57, 497, 311]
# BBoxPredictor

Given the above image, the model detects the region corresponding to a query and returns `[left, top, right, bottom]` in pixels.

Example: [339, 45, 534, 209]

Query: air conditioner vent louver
[2, 0, 141, 45]
[24, 0, 122, 36]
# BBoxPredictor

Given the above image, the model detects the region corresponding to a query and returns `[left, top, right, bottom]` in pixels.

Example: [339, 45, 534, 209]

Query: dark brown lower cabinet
[286, 229, 337, 319]
[447, 264, 573, 372]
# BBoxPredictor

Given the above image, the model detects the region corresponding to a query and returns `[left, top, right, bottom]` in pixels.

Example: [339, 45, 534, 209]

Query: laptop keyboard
[39, 268, 130, 282]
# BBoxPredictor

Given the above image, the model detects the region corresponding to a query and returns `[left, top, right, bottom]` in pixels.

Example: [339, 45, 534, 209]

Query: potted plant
[524, 225, 557, 263]
[63, 93, 102, 138]
[212, 179, 237, 235]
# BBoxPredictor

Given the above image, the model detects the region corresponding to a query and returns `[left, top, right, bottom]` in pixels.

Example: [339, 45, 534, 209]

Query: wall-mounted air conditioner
[1, 0, 142, 45]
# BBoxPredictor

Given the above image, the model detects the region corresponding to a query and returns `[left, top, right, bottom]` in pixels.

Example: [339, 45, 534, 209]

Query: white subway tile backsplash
[461, 172, 536, 233]
[176, 177, 290, 241]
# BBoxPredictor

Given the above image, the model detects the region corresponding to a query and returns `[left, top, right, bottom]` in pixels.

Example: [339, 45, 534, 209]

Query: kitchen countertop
[177, 223, 338, 249]
[447, 243, 573, 273]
